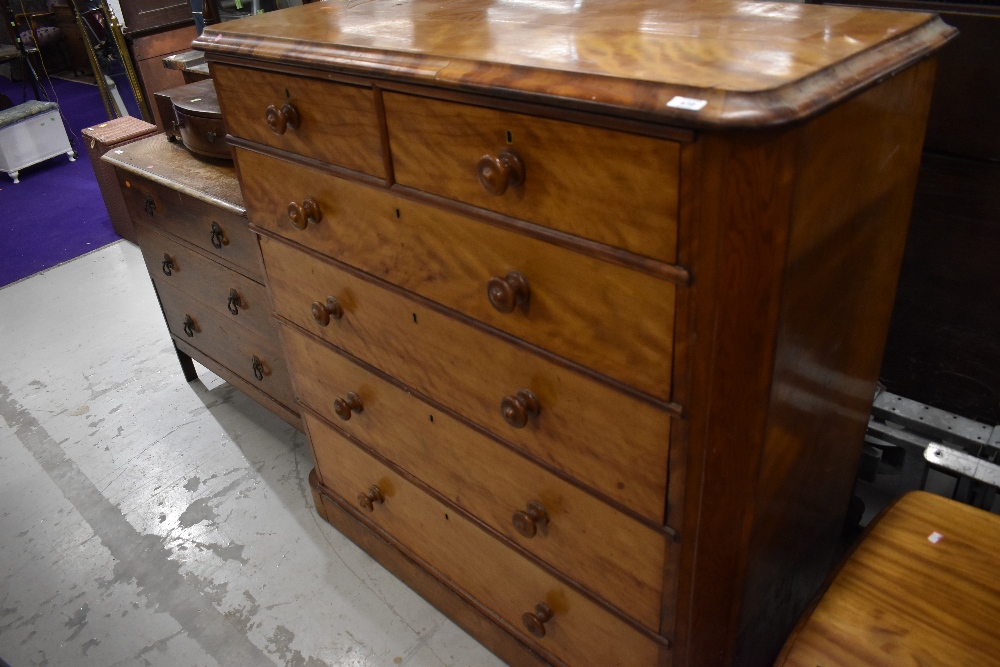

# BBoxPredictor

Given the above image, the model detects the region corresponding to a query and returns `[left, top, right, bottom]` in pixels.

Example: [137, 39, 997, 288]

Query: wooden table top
[101, 135, 245, 216]
[777, 491, 1000, 667]
[194, 0, 954, 128]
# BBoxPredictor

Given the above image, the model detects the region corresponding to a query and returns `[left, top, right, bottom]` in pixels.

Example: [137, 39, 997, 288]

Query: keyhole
[395, 208, 400, 218]
[506, 130, 513, 144]
[412, 313, 417, 324]
[285, 88, 290, 98]
[429, 414, 434, 423]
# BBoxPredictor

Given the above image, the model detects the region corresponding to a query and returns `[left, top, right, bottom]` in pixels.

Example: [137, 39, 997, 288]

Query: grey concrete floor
[0, 241, 504, 667]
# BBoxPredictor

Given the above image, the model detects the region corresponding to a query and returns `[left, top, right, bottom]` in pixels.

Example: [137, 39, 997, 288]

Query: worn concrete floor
[0, 241, 504, 667]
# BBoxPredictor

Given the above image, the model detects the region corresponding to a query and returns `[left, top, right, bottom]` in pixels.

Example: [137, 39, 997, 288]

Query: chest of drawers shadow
[195, 2, 953, 664]
[103, 136, 300, 429]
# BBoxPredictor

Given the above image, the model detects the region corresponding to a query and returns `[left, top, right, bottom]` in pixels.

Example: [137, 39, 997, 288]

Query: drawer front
[212, 64, 385, 178]
[261, 237, 672, 522]
[136, 223, 279, 345]
[288, 329, 670, 631]
[238, 148, 676, 400]
[118, 171, 262, 280]
[384, 92, 680, 263]
[311, 418, 665, 667]
[156, 280, 295, 409]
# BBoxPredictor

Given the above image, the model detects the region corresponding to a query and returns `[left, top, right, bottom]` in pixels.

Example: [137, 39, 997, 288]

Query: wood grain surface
[259, 234, 674, 522]
[777, 491, 1000, 667]
[236, 147, 677, 400]
[136, 223, 278, 344]
[117, 170, 263, 281]
[212, 64, 385, 178]
[102, 134, 244, 214]
[286, 328, 672, 631]
[383, 92, 679, 263]
[309, 418, 666, 667]
[156, 280, 296, 410]
[194, 0, 954, 127]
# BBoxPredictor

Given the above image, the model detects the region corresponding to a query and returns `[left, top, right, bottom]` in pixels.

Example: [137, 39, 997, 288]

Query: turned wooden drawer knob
[358, 485, 384, 512]
[487, 271, 530, 313]
[477, 149, 524, 195]
[512, 500, 548, 538]
[334, 392, 364, 421]
[311, 297, 343, 326]
[501, 389, 539, 429]
[287, 197, 322, 229]
[265, 102, 300, 135]
[521, 603, 553, 638]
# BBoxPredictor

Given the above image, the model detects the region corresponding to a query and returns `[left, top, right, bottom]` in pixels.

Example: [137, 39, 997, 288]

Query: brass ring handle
[334, 392, 364, 421]
[358, 485, 384, 512]
[477, 149, 524, 196]
[227, 288, 241, 315]
[287, 197, 322, 230]
[252, 355, 265, 381]
[265, 102, 300, 135]
[512, 501, 549, 538]
[500, 389, 540, 429]
[162, 253, 175, 276]
[521, 603, 553, 638]
[182, 315, 195, 338]
[487, 271, 530, 313]
[210, 221, 226, 249]
[311, 297, 343, 326]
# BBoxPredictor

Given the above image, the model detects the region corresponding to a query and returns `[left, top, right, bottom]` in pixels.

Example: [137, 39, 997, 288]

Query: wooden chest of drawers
[196, 2, 954, 664]
[103, 136, 300, 429]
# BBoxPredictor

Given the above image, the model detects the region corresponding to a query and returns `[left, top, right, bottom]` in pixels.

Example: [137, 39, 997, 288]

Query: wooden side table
[777, 491, 1000, 666]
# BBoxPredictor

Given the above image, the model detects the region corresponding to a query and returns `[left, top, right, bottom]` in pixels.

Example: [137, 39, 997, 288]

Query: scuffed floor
[0, 242, 504, 667]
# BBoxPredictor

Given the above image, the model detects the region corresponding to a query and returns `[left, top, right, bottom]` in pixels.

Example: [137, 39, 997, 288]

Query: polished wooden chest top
[197, 2, 952, 665]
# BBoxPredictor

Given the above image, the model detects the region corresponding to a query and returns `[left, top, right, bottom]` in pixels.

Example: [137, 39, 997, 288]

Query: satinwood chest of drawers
[103, 136, 300, 429]
[195, 2, 954, 664]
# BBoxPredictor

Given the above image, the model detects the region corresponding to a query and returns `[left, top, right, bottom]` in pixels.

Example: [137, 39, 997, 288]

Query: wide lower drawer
[156, 280, 295, 410]
[118, 170, 263, 281]
[383, 91, 680, 263]
[261, 236, 673, 523]
[238, 147, 676, 400]
[136, 223, 279, 345]
[289, 328, 671, 632]
[311, 419, 668, 667]
[212, 64, 385, 178]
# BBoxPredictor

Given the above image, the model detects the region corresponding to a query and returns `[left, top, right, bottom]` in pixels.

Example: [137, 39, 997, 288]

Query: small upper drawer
[311, 419, 666, 667]
[212, 65, 385, 178]
[384, 92, 680, 263]
[237, 148, 676, 400]
[118, 170, 262, 281]
[287, 328, 671, 632]
[156, 280, 296, 410]
[136, 223, 278, 345]
[261, 236, 673, 523]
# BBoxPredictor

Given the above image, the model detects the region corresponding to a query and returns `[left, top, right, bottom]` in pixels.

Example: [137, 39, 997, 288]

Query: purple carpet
[0, 74, 142, 287]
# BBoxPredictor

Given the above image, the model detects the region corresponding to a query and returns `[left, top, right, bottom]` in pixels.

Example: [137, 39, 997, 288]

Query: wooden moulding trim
[301, 401, 674, 647]
[205, 54, 696, 143]
[135, 219, 266, 287]
[310, 476, 570, 667]
[230, 137, 692, 286]
[171, 334, 302, 429]
[253, 224, 684, 416]
[194, 17, 955, 129]
[102, 153, 247, 217]
[276, 313, 680, 540]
